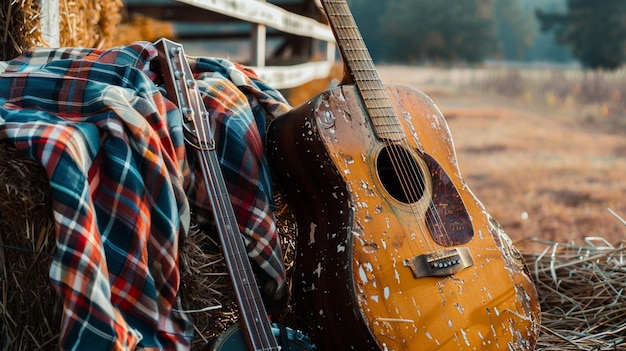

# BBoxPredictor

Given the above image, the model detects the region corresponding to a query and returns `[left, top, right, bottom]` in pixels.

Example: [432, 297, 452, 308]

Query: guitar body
[212, 323, 316, 351]
[266, 84, 540, 350]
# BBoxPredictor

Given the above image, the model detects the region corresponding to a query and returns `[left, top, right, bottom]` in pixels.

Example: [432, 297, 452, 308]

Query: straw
[521, 235, 626, 350]
[0, 0, 44, 60]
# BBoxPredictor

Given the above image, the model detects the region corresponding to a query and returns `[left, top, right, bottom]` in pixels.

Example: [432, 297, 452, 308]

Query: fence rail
[175, 0, 334, 42]
[172, 0, 337, 89]
[40, 0, 336, 89]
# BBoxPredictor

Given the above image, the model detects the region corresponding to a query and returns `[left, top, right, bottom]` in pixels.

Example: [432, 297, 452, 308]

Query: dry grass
[477, 67, 626, 132]
[449, 102, 626, 245]
[0, 0, 44, 60]
[521, 237, 626, 350]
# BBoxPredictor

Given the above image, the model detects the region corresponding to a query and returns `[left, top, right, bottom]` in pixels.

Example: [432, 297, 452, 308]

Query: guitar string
[176, 47, 278, 350]
[325, 0, 456, 256]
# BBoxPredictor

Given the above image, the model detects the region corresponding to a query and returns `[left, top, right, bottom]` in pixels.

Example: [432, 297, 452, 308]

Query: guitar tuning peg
[182, 107, 193, 117]
[169, 46, 181, 57]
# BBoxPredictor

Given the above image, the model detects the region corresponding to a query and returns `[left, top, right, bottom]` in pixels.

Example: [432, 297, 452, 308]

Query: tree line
[348, 0, 625, 69]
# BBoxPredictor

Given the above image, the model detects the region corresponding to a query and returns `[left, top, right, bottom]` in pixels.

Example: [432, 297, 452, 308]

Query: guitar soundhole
[376, 144, 427, 204]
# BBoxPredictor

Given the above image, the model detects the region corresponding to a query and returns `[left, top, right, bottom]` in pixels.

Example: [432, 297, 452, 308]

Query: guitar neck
[321, 0, 404, 141]
[154, 38, 280, 351]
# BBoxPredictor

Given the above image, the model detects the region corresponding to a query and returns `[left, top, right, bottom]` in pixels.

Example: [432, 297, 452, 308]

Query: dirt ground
[375, 65, 626, 249]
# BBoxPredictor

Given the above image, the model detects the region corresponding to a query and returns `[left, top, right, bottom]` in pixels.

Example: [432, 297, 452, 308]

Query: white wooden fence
[40, 0, 337, 89]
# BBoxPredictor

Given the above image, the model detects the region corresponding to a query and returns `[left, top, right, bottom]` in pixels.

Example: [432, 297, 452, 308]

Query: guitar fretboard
[322, 0, 405, 141]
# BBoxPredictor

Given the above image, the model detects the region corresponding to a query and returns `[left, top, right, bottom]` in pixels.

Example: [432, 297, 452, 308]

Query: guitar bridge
[403, 247, 474, 278]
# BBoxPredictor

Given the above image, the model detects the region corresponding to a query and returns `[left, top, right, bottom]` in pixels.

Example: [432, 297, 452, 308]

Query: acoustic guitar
[154, 38, 316, 351]
[266, 1, 541, 350]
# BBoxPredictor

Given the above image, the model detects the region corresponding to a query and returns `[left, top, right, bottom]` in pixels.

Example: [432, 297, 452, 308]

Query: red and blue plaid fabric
[0, 41, 291, 350]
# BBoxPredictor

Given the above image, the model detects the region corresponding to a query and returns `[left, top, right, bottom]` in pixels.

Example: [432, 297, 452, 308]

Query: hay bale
[0, 0, 43, 61]
[58, 0, 176, 48]
[522, 237, 626, 350]
[58, 0, 124, 48]
[0, 0, 174, 61]
[109, 14, 176, 48]
[0, 142, 59, 350]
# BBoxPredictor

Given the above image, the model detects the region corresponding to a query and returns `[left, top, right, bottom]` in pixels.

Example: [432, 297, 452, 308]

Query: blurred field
[376, 65, 626, 247]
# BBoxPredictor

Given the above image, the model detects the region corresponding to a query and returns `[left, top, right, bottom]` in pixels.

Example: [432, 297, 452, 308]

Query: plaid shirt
[0, 42, 291, 350]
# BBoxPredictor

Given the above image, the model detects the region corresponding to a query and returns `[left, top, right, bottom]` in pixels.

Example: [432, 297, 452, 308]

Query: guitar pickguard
[423, 152, 474, 246]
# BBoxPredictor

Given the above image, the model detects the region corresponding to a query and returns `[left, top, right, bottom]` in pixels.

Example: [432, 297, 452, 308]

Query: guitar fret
[355, 79, 382, 87]
[338, 43, 367, 50]
[362, 85, 392, 95]
[369, 111, 397, 120]
[367, 106, 399, 116]
[367, 106, 397, 115]
[359, 87, 387, 97]
[364, 101, 393, 110]
[354, 68, 381, 75]
[349, 59, 372, 66]
[361, 92, 389, 101]
[354, 74, 383, 81]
